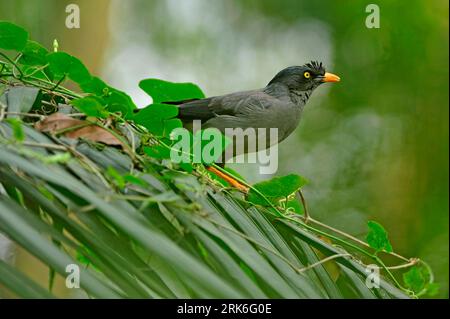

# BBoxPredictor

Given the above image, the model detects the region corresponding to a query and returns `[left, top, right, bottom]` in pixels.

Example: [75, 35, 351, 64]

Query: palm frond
[0, 112, 408, 298]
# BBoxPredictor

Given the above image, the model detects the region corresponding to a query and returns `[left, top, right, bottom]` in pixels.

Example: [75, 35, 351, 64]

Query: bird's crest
[305, 61, 325, 75]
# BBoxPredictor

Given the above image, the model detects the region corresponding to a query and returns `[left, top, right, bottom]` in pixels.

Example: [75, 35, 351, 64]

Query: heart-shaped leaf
[19, 40, 49, 66]
[47, 52, 91, 84]
[366, 220, 393, 253]
[144, 145, 171, 159]
[80, 76, 109, 96]
[133, 103, 181, 136]
[403, 267, 424, 293]
[139, 79, 205, 103]
[0, 21, 28, 50]
[80, 77, 136, 117]
[70, 96, 109, 118]
[247, 174, 308, 206]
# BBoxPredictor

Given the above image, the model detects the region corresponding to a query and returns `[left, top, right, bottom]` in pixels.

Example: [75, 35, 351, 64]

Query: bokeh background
[0, 0, 448, 298]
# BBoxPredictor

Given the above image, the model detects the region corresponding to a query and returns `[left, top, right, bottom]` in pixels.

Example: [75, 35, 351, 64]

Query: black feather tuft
[305, 61, 325, 75]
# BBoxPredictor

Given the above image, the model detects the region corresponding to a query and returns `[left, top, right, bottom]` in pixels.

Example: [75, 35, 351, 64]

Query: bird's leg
[206, 166, 249, 193]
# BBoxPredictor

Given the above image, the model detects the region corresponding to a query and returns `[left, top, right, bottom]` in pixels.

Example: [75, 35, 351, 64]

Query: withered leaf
[65, 125, 123, 146]
[35, 113, 85, 132]
[35, 113, 123, 147]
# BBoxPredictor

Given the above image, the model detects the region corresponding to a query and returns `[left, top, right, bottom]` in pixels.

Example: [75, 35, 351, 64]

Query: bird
[170, 61, 340, 191]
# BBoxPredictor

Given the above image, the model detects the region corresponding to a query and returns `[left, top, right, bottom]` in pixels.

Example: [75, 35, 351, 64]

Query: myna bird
[170, 61, 340, 191]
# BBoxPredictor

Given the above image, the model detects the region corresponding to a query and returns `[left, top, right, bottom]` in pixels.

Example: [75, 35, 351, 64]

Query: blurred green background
[0, 0, 448, 298]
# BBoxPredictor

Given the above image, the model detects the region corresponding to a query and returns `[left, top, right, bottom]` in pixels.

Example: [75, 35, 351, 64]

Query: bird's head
[268, 61, 340, 91]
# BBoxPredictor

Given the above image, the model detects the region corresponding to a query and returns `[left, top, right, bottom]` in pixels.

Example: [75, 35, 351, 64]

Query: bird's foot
[206, 166, 249, 193]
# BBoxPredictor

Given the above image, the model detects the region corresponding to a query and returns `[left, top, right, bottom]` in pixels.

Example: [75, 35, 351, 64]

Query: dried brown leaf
[35, 112, 123, 147]
[66, 126, 123, 146]
[35, 113, 85, 132]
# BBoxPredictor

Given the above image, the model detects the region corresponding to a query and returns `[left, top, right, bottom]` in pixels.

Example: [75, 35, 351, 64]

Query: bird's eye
[304, 71, 311, 79]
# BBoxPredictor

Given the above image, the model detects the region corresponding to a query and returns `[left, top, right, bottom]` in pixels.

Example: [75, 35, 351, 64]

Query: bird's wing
[176, 90, 272, 122]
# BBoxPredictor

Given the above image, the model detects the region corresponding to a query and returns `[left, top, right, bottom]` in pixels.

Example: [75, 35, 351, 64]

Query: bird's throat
[289, 89, 312, 106]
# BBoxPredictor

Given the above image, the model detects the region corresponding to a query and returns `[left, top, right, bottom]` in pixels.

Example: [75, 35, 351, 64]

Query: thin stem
[0, 52, 23, 78]
[21, 141, 68, 151]
[373, 255, 407, 292]
[4, 112, 45, 120]
[284, 214, 373, 258]
[307, 216, 409, 262]
[385, 258, 419, 270]
[284, 214, 411, 293]
[299, 253, 352, 273]
[51, 75, 66, 91]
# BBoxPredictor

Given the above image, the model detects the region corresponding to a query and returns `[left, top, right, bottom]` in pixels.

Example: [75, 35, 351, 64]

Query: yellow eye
[304, 71, 311, 79]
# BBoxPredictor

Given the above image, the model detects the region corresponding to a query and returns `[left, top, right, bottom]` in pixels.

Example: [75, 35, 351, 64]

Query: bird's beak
[322, 72, 340, 83]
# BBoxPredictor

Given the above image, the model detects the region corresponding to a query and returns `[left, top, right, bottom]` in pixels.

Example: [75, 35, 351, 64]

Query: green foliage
[19, 41, 49, 66]
[71, 96, 109, 118]
[4, 118, 24, 142]
[0, 21, 28, 50]
[47, 52, 91, 84]
[0, 21, 136, 120]
[366, 221, 393, 253]
[133, 103, 182, 136]
[41, 152, 71, 164]
[139, 78, 205, 103]
[79, 77, 136, 117]
[403, 266, 425, 293]
[403, 265, 439, 297]
[191, 129, 231, 164]
[144, 145, 171, 159]
[248, 174, 308, 206]
[80, 76, 108, 95]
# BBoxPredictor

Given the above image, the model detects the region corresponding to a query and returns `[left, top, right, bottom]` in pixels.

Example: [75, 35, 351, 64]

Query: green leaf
[163, 118, 182, 137]
[80, 77, 136, 117]
[104, 88, 136, 118]
[286, 198, 304, 215]
[123, 174, 148, 187]
[139, 79, 205, 103]
[4, 86, 40, 118]
[144, 145, 171, 159]
[19, 40, 49, 66]
[133, 103, 179, 136]
[179, 162, 194, 173]
[135, 103, 178, 120]
[0, 21, 28, 50]
[425, 283, 440, 297]
[247, 174, 308, 206]
[5, 118, 25, 142]
[42, 152, 71, 164]
[191, 129, 230, 164]
[403, 266, 426, 293]
[366, 221, 393, 253]
[71, 96, 109, 118]
[47, 52, 91, 84]
[80, 76, 109, 96]
[106, 166, 126, 189]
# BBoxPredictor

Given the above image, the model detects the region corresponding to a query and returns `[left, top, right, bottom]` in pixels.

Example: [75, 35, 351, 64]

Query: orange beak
[322, 72, 341, 83]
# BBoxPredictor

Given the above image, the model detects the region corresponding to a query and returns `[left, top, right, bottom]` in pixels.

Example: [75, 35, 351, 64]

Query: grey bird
[169, 61, 340, 189]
